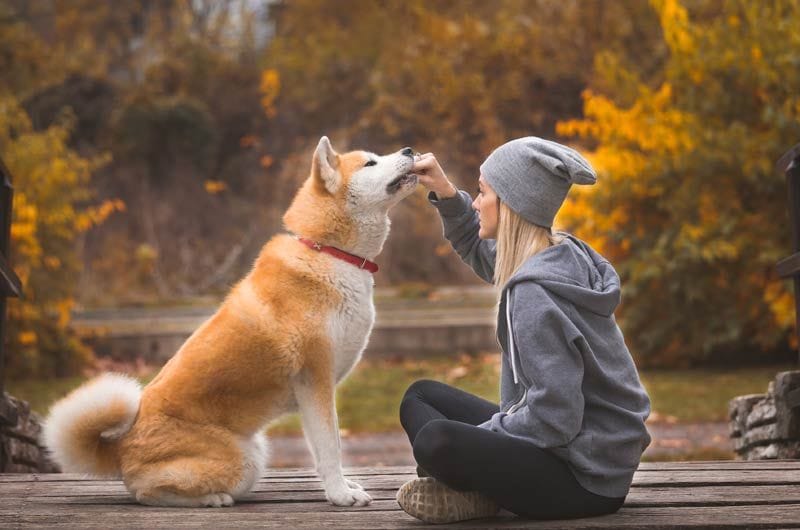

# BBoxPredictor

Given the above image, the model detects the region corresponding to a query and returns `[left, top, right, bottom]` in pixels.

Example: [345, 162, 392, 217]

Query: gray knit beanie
[479, 137, 597, 228]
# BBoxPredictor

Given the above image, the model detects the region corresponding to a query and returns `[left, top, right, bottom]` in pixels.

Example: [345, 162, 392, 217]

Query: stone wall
[729, 370, 800, 459]
[0, 393, 59, 472]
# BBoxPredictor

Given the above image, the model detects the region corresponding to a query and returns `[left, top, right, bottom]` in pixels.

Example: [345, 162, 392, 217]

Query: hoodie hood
[504, 232, 621, 317]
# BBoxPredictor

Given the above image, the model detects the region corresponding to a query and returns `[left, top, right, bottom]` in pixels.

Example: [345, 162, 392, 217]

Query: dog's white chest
[328, 262, 375, 382]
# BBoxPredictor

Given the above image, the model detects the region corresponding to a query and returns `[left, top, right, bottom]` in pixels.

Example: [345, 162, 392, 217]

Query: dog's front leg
[294, 366, 371, 507]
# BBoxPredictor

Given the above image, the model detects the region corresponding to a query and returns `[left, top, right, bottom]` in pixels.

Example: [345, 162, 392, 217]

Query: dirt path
[268, 421, 733, 468]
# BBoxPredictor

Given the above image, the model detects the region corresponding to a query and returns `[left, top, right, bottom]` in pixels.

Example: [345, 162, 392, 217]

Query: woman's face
[472, 176, 499, 239]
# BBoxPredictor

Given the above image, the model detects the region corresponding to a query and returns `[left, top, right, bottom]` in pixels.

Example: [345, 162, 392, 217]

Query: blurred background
[1, 0, 799, 466]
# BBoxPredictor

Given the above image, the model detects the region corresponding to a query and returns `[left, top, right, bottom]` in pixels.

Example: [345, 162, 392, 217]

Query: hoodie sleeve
[487, 281, 585, 448]
[428, 190, 496, 284]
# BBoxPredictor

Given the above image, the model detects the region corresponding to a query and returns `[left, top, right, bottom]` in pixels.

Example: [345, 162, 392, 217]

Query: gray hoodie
[430, 190, 652, 498]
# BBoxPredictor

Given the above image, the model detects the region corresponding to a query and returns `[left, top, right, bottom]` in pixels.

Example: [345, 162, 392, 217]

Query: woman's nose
[472, 197, 480, 211]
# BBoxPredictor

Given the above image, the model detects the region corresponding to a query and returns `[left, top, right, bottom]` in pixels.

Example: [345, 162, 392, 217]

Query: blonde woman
[396, 137, 652, 524]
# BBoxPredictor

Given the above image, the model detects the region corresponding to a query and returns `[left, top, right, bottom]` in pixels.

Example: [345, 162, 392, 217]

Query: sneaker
[396, 477, 500, 524]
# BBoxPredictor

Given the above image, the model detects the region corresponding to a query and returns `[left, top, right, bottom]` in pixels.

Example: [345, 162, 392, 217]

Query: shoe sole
[396, 477, 499, 524]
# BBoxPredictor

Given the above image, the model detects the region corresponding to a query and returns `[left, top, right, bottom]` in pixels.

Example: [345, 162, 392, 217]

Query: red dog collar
[295, 236, 379, 274]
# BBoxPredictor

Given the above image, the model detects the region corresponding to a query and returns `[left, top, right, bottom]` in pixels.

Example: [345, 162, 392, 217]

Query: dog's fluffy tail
[42, 373, 141, 477]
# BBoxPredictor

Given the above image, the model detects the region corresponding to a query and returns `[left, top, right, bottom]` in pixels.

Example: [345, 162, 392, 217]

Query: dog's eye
[364, 160, 377, 167]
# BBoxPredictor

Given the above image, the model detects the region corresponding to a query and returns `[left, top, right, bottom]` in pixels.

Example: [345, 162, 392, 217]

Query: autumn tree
[557, 0, 800, 366]
[0, 95, 119, 377]
[262, 0, 665, 284]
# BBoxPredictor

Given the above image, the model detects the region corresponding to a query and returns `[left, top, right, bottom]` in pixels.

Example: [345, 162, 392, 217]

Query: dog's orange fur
[54, 147, 378, 502]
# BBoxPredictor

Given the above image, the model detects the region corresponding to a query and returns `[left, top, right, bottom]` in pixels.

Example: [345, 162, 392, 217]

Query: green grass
[8, 376, 91, 416]
[270, 354, 499, 435]
[8, 357, 795, 437]
[639, 363, 796, 423]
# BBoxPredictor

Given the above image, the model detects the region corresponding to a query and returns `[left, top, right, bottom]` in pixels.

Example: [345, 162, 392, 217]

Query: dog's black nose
[401, 147, 414, 157]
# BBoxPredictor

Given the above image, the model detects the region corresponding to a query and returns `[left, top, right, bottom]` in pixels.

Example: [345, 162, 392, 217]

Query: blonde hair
[494, 200, 566, 292]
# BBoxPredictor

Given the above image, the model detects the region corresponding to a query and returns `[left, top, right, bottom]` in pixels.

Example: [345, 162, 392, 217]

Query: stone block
[9, 411, 43, 444]
[7, 436, 40, 466]
[0, 393, 57, 472]
[728, 394, 767, 436]
[745, 398, 777, 429]
[745, 443, 779, 459]
[747, 440, 800, 459]
[0, 394, 18, 426]
[729, 422, 741, 437]
[775, 371, 800, 439]
[743, 423, 780, 449]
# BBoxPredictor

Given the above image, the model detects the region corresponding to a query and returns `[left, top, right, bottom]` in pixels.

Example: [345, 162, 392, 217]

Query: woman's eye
[365, 160, 377, 167]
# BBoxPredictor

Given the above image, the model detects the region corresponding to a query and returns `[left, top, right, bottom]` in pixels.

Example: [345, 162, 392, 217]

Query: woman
[396, 137, 652, 524]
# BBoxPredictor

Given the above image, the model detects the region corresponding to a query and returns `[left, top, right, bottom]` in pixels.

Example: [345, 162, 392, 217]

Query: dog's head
[283, 136, 417, 252]
[310, 136, 417, 208]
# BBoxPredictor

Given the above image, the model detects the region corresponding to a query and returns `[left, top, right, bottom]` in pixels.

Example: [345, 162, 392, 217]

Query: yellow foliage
[204, 180, 227, 194]
[1, 94, 111, 377]
[259, 69, 281, 118]
[557, 0, 800, 364]
[651, 0, 695, 55]
[75, 199, 126, 231]
[18, 332, 37, 346]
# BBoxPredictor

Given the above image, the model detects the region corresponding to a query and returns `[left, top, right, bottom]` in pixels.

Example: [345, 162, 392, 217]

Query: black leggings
[399, 379, 626, 520]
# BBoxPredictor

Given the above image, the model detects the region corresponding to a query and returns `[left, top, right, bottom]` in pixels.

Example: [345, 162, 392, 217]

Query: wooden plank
[7, 503, 800, 529]
[60, 469, 800, 487]
[4, 475, 800, 504]
[2, 460, 800, 482]
[2, 469, 800, 496]
[4, 484, 800, 508]
[630, 469, 800, 486]
[636, 460, 800, 471]
[3, 466, 800, 528]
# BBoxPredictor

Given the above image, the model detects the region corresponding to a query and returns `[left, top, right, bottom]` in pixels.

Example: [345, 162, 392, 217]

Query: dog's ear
[312, 136, 341, 194]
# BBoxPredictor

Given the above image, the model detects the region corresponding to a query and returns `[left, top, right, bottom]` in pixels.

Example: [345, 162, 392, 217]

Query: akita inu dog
[42, 137, 418, 507]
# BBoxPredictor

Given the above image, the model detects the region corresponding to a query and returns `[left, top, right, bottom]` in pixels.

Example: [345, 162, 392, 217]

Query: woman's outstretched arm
[413, 153, 496, 284]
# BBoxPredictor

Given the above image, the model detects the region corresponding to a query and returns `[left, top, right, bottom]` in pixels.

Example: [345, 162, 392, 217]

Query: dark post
[776, 143, 800, 365]
[0, 158, 23, 399]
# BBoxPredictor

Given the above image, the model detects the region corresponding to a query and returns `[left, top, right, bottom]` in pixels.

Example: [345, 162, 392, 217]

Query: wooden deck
[2, 461, 800, 528]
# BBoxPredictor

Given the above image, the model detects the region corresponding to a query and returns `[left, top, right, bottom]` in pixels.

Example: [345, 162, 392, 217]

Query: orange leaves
[239, 135, 259, 148]
[259, 155, 274, 169]
[554, 0, 800, 365]
[75, 199, 125, 231]
[259, 69, 280, 118]
[558, 85, 696, 157]
[1, 94, 102, 376]
[17, 331, 37, 346]
[651, 0, 695, 55]
[204, 180, 227, 195]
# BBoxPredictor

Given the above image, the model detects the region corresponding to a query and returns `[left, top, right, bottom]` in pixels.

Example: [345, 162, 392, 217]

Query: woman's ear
[312, 136, 341, 194]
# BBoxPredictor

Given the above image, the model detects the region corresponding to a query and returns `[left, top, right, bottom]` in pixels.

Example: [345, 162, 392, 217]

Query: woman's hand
[412, 153, 458, 200]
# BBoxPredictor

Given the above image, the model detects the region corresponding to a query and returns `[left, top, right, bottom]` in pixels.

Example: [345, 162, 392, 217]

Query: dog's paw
[326, 485, 372, 507]
[345, 478, 365, 491]
[201, 493, 234, 508]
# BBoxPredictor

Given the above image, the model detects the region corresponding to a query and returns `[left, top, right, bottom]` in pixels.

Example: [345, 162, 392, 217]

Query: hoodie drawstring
[505, 290, 520, 385]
